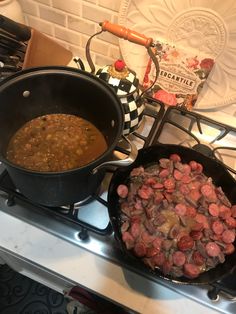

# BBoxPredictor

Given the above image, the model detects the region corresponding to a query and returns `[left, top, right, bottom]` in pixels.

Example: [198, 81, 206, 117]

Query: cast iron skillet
[108, 144, 236, 285]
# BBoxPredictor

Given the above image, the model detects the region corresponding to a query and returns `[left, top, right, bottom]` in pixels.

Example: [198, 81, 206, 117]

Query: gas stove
[0, 99, 235, 314]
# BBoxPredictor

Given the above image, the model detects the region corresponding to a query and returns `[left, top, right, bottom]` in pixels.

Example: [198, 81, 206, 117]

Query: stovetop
[0, 100, 236, 314]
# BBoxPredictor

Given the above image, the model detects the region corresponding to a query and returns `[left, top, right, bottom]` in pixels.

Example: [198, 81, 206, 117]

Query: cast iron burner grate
[208, 265, 236, 302]
[0, 170, 114, 239]
[0, 96, 165, 237]
[153, 106, 236, 176]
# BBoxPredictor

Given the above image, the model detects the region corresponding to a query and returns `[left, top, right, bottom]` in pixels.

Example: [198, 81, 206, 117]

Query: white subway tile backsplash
[52, 0, 81, 16]
[98, 0, 120, 12]
[97, 30, 119, 45]
[68, 16, 95, 35]
[69, 43, 88, 61]
[112, 14, 119, 24]
[95, 54, 115, 67]
[55, 26, 81, 46]
[39, 5, 66, 26]
[109, 45, 121, 60]
[81, 35, 109, 56]
[27, 16, 54, 35]
[20, 0, 122, 63]
[19, 0, 39, 16]
[82, 4, 112, 23]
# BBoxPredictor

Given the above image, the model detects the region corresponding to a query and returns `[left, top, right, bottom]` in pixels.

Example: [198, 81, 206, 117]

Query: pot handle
[92, 136, 138, 174]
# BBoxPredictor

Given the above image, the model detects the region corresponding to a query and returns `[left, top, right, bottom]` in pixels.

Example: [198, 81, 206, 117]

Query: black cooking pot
[0, 66, 137, 206]
[108, 144, 236, 285]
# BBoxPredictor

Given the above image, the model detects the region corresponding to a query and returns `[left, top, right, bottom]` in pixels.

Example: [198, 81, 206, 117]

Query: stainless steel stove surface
[0, 102, 236, 314]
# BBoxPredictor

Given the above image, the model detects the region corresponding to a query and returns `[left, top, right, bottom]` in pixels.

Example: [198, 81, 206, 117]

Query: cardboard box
[23, 28, 73, 69]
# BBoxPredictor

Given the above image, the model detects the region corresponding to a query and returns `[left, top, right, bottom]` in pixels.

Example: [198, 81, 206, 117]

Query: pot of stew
[0, 66, 137, 206]
[108, 144, 236, 284]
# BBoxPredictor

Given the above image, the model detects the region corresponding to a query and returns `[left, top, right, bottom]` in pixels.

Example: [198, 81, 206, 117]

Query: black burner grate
[152, 106, 236, 175]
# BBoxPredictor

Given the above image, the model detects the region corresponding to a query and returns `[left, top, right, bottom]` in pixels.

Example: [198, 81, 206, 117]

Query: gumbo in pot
[6, 113, 108, 172]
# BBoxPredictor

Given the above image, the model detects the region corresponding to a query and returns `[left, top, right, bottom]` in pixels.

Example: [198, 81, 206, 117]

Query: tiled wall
[18, 0, 122, 67]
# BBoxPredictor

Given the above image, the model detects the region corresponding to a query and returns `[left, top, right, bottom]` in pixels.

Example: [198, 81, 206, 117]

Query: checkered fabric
[96, 66, 144, 135]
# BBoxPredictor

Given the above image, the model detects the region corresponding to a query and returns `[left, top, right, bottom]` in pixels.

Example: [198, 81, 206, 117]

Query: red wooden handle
[100, 20, 153, 48]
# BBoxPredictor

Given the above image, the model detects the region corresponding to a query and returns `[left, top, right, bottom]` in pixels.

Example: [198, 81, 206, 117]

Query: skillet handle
[92, 136, 138, 174]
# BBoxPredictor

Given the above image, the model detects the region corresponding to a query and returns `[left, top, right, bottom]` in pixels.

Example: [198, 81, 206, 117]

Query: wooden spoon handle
[99, 20, 153, 48]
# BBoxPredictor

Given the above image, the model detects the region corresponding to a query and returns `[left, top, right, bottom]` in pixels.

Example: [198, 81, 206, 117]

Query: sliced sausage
[130, 222, 142, 239]
[174, 203, 187, 216]
[138, 185, 153, 200]
[219, 205, 232, 220]
[122, 232, 135, 250]
[183, 263, 201, 278]
[173, 169, 183, 181]
[181, 175, 192, 184]
[195, 214, 209, 229]
[192, 251, 205, 266]
[205, 242, 221, 257]
[163, 178, 175, 190]
[231, 205, 236, 218]
[224, 243, 235, 255]
[153, 252, 165, 267]
[208, 203, 219, 217]
[222, 230, 235, 244]
[212, 221, 224, 235]
[145, 177, 157, 186]
[159, 169, 170, 178]
[170, 154, 181, 162]
[179, 184, 190, 196]
[153, 182, 164, 189]
[188, 189, 201, 202]
[200, 184, 214, 198]
[177, 235, 194, 251]
[191, 222, 204, 231]
[225, 217, 236, 229]
[195, 163, 203, 174]
[152, 237, 163, 250]
[141, 231, 155, 244]
[190, 230, 203, 240]
[182, 164, 191, 175]
[134, 242, 147, 257]
[185, 206, 197, 218]
[173, 251, 186, 266]
[117, 184, 129, 198]
[146, 246, 160, 258]
[189, 160, 198, 171]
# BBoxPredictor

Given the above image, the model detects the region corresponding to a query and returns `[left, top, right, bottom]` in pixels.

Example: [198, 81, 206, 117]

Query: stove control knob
[78, 228, 89, 241]
[6, 195, 15, 206]
[207, 287, 220, 302]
